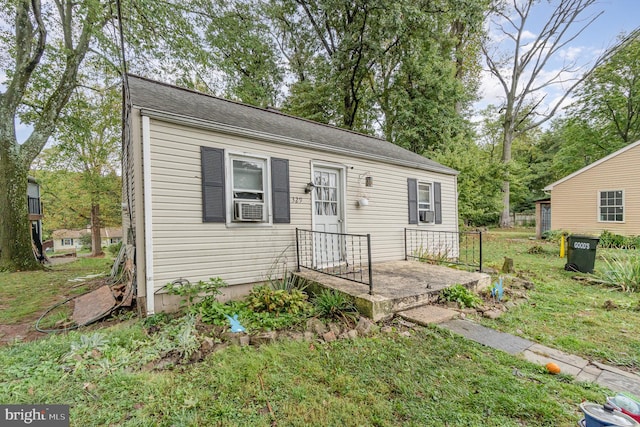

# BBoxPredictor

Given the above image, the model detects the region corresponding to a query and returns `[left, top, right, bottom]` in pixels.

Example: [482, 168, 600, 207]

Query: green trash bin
[565, 235, 599, 273]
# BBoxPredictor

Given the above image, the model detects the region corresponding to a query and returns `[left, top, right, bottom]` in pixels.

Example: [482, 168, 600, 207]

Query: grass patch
[0, 257, 113, 325]
[0, 321, 606, 426]
[480, 228, 640, 371]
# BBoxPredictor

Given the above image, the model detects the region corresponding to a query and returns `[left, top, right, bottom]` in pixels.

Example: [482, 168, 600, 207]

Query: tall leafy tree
[0, 0, 109, 270]
[41, 83, 121, 256]
[569, 35, 640, 146]
[202, 0, 284, 107]
[0, 0, 206, 270]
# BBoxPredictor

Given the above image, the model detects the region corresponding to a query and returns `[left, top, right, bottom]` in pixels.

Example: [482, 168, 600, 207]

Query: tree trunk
[90, 203, 103, 257]
[0, 136, 40, 271]
[499, 121, 514, 228]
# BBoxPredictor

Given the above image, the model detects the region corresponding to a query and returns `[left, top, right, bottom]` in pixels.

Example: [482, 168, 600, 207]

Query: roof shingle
[126, 75, 457, 176]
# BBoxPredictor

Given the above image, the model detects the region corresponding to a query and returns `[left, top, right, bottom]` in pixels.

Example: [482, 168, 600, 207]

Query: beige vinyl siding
[550, 144, 640, 236]
[137, 115, 457, 308]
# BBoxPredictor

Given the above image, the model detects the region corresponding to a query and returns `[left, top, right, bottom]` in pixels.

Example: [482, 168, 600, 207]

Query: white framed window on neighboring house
[229, 154, 269, 223]
[418, 182, 435, 224]
[599, 190, 624, 222]
[62, 238, 73, 246]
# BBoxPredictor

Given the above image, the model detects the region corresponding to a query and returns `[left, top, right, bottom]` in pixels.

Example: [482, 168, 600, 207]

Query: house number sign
[291, 197, 304, 204]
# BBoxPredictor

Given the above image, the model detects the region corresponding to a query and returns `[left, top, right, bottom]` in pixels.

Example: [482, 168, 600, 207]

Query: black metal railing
[28, 196, 42, 215]
[295, 228, 373, 295]
[404, 228, 482, 271]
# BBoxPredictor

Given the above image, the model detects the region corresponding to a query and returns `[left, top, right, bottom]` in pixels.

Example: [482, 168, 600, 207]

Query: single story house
[123, 75, 460, 315]
[543, 139, 640, 236]
[51, 227, 122, 252]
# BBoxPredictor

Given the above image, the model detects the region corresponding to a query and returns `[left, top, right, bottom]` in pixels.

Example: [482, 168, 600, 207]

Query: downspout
[142, 116, 155, 315]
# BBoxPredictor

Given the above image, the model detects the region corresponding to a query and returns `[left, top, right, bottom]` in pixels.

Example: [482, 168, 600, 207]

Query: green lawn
[479, 228, 640, 372]
[0, 257, 113, 325]
[1, 229, 636, 426]
[0, 320, 605, 426]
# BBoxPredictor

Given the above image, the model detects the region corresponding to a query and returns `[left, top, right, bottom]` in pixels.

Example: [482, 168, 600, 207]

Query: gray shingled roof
[126, 75, 457, 175]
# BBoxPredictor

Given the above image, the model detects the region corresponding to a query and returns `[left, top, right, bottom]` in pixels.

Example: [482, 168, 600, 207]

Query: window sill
[225, 221, 273, 228]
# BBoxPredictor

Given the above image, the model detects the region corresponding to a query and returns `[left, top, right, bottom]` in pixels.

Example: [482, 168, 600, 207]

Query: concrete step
[397, 305, 460, 325]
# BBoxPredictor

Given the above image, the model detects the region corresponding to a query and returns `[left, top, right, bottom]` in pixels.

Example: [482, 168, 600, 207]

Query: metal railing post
[478, 231, 483, 272]
[295, 228, 301, 272]
[404, 228, 408, 261]
[367, 233, 373, 295]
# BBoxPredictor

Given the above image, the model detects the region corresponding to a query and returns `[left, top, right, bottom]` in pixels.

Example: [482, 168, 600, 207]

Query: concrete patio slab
[294, 260, 490, 321]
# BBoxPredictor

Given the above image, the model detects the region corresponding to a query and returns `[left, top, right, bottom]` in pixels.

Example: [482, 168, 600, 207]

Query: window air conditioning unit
[420, 210, 435, 223]
[235, 201, 264, 221]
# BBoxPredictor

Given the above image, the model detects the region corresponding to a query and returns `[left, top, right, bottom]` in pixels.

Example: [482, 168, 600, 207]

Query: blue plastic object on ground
[225, 314, 246, 333]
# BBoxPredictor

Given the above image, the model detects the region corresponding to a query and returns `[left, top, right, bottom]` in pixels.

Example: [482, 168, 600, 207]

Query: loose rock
[251, 331, 277, 346]
[323, 331, 337, 342]
[306, 318, 327, 335]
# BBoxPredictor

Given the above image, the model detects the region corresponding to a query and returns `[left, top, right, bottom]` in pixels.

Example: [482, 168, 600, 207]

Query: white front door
[312, 166, 344, 267]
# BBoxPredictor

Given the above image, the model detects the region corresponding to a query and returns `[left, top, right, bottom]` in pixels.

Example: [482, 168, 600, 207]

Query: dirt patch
[0, 323, 46, 346]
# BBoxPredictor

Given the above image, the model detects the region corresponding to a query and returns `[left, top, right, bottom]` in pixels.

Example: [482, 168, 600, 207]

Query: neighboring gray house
[28, 176, 44, 260]
[123, 75, 460, 314]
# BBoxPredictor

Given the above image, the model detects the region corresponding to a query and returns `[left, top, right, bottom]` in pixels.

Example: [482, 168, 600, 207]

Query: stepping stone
[439, 319, 533, 355]
[398, 305, 459, 325]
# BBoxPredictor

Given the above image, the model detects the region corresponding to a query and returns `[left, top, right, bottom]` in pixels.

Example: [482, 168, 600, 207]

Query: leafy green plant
[597, 254, 640, 293]
[107, 241, 122, 256]
[164, 277, 227, 310]
[247, 285, 312, 315]
[440, 284, 482, 308]
[313, 289, 358, 321]
[599, 230, 640, 249]
[541, 229, 568, 241]
[194, 298, 309, 331]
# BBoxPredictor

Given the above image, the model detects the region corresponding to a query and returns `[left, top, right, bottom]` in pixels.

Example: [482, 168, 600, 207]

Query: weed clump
[597, 254, 640, 293]
[313, 289, 357, 322]
[440, 284, 482, 309]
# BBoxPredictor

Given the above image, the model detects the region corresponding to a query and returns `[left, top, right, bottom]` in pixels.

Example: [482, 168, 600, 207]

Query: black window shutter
[434, 182, 442, 224]
[271, 158, 290, 223]
[201, 147, 225, 223]
[407, 178, 418, 224]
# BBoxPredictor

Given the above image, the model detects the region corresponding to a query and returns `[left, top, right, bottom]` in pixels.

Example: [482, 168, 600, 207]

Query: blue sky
[476, 0, 640, 115]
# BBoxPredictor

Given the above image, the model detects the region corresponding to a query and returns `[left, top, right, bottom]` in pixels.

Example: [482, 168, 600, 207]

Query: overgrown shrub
[313, 289, 358, 321]
[107, 241, 122, 256]
[542, 229, 567, 241]
[440, 284, 482, 308]
[195, 299, 310, 331]
[599, 230, 640, 249]
[164, 277, 227, 310]
[247, 285, 312, 315]
[597, 254, 640, 293]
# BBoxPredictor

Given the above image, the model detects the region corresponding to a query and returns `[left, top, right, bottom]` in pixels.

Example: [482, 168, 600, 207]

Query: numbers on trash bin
[573, 242, 590, 250]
